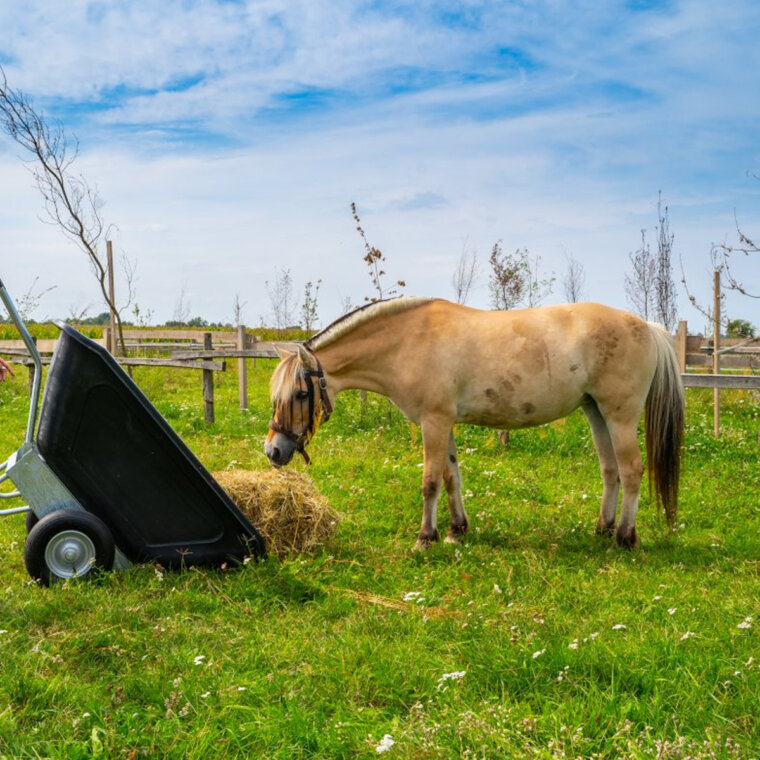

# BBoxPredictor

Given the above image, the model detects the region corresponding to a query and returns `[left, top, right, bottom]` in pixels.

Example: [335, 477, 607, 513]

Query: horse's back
[411, 300, 658, 428]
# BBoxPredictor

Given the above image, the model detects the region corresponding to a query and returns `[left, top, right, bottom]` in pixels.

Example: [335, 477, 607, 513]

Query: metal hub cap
[44, 530, 97, 578]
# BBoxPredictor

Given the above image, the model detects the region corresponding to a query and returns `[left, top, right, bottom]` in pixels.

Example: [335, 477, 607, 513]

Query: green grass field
[0, 356, 758, 759]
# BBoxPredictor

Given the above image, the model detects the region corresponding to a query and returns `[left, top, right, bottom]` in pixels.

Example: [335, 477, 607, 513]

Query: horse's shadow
[453, 523, 756, 571]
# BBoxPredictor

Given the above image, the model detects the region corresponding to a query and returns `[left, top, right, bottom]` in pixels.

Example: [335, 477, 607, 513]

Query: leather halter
[268, 353, 332, 465]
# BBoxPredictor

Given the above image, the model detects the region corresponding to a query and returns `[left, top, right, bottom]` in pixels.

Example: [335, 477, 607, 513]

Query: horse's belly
[456, 386, 584, 429]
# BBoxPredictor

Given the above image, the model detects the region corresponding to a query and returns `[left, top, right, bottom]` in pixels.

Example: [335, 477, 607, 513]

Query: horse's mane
[270, 297, 434, 403]
[305, 296, 434, 351]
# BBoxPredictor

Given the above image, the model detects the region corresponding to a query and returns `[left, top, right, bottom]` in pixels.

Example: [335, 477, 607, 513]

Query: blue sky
[1, 0, 759, 328]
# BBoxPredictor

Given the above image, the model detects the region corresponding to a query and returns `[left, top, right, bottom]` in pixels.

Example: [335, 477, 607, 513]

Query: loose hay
[214, 469, 340, 559]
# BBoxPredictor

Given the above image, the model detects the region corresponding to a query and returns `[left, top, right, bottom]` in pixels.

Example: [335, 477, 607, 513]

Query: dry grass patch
[214, 468, 340, 558]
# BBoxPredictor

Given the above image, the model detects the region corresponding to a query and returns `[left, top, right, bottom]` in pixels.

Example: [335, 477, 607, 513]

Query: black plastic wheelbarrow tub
[36, 323, 264, 568]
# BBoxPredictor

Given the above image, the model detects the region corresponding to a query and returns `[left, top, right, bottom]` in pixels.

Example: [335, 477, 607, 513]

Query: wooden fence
[2, 322, 759, 434]
[0, 326, 288, 424]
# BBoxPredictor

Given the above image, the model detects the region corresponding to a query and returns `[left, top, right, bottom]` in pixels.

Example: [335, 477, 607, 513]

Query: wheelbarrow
[0, 276, 265, 585]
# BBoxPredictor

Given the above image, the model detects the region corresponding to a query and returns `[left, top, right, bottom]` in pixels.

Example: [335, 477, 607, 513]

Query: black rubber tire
[25, 510, 39, 534]
[24, 510, 116, 586]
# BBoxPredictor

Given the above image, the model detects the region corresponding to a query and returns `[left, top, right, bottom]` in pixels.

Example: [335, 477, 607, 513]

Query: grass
[0, 355, 759, 758]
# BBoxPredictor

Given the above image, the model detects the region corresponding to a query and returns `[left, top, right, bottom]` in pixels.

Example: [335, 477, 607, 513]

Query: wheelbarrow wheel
[24, 510, 115, 586]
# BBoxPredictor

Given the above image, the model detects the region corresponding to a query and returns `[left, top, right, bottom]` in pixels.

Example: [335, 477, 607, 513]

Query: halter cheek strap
[269, 354, 332, 464]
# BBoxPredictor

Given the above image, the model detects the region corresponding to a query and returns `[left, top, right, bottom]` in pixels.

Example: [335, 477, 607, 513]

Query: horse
[265, 298, 684, 550]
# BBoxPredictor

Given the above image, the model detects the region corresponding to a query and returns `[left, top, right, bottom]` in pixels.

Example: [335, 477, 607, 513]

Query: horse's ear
[297, 345, 319, 372]
[275, 345, 294, 361]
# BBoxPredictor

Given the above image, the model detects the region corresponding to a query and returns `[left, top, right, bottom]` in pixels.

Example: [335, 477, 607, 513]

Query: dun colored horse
[266, 298, 684, 550]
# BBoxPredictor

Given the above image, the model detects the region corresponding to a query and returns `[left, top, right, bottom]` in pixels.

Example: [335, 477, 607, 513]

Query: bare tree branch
[266, 267, 295, 335]
[452, 241, 478, 304]
[0, 65, 131, 351]
[625, 230, 656, 321]
[562, 252, 586, 303]
[232, 292, 247, 328]
[710, 213, 760, 300]
[0, 276, 57, 321]
[300, 279, 321, 333]
[654, 192, 678, 330]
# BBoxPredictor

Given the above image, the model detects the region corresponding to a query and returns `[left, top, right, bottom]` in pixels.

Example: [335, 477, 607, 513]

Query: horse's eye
[295, 390, 309, 401]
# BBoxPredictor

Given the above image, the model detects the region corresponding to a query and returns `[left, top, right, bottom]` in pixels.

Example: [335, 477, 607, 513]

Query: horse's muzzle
[265, 432, 297, 467]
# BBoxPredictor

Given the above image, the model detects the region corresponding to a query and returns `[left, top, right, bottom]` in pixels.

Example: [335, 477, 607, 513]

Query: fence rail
[3, 324, 760, 432]
[681, 374, 760, 390]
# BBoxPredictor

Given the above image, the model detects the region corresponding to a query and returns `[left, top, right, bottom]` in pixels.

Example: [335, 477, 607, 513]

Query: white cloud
[0, 0, 758, 326]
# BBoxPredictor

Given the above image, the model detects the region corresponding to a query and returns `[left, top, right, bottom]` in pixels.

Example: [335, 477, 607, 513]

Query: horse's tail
[645, 322, 685, 527]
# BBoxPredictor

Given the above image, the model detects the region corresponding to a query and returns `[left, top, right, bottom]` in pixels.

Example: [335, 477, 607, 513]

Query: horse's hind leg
[605, 414, 645, 550]
[582, 397, 620, 536]
[443, 430, 469, 543]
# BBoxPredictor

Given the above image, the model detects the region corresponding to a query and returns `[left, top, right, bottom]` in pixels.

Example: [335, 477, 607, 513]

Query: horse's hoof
[444, 519, 469, 544]
[595, 520, 615, 537]
[615, 527, 640, 550]
[413, 530, 439, 551]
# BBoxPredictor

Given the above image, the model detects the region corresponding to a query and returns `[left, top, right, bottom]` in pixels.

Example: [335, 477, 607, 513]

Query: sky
[0, 0, 759, 330]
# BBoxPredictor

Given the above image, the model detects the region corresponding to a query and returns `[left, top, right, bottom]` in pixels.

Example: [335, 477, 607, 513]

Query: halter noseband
[269, 352, 332, 465]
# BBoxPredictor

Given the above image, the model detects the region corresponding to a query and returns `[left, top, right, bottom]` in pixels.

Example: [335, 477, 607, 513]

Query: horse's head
[265, 345, 332, 467]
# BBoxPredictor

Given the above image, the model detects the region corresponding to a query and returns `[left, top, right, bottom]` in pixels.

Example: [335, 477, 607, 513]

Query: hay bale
[214, 469, 340, 558]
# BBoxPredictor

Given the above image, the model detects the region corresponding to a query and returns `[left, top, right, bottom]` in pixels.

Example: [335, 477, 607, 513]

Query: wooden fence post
[237, 324, 248, 410]
[713, 270, 721, 438]
[675, 320, 687, 374]
[107, 240, 117, 355]
[203, 332, 214, 423]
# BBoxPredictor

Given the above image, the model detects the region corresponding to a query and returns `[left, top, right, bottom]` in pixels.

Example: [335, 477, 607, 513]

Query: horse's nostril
[272, 446, 281, 463]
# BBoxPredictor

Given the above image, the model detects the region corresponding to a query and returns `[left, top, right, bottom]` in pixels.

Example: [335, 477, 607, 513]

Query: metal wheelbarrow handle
[0, 276, 44, 445]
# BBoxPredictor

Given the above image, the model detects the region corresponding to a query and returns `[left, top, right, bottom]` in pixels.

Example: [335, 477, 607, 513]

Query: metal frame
[0, 277, 131, 570]
[0, 277, 41, 514]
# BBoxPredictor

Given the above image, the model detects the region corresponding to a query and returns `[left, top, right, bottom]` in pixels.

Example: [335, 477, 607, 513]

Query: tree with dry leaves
[488, 243, 553, 311]
[351, 202, 405, 302]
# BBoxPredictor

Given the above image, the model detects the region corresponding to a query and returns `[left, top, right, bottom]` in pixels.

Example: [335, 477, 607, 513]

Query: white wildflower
[568, 639, 579, 650]
[402, 591, 423, 602]
[590, 632, 599, 640]
[532, 649, 545, 659]
[680, 631, 695, 641]
[493, 584, 502, 594]
[612, 624, 627, 631]
[437, 670, 466, 689]
[668, 608, 677, 616]
[193, 655, 206, 666]
[652, 595, 662, 602]
[376, 734, 395, 754]
[738, 617, 753, 630]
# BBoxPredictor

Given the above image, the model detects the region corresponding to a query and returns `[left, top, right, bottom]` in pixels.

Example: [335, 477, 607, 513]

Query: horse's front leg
[415, 416, 451, 551]
[443, 430, 469, 543]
